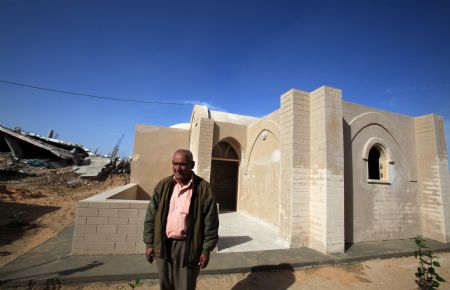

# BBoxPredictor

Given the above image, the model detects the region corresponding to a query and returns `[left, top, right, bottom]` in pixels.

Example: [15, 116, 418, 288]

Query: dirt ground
[47, 252, 449, 290]
[0, 152, 129, 267]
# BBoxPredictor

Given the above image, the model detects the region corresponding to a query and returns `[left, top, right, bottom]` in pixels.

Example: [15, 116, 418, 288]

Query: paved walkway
[218, 212, 288, 252]
[1, 212, 450, 288]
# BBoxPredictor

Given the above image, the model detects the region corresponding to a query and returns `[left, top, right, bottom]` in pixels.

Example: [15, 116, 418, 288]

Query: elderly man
[143, 149, 219, 290]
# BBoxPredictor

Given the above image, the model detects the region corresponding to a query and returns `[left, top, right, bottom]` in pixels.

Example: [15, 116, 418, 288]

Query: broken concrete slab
[73, 156, 112, 179]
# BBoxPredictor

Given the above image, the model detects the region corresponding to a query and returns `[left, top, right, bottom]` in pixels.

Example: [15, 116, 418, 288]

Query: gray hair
[174, 149, 194, 164]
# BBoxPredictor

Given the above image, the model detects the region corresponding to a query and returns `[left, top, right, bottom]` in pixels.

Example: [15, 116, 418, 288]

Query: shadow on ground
[218, 236, 253, 251]
[0, 201, 60, 246]
[0, 170, 36, 181]
[0, 260, 104, 288]
[231, 263, 295, 290]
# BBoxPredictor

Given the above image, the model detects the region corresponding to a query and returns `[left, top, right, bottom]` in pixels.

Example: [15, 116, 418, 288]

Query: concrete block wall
[309, 86, 345, 254]
[279, 86, 345, 253]
[279, 89, 310, 246]
[309, 88, 327, 252]
[415, 114, 450, 242]
[72, 199, 149, 255]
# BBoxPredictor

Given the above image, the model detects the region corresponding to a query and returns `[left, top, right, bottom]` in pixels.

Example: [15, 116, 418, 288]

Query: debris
[24, 159, 49, 167]
[113, 157, 131, 174]
[110, 133, 125, 158]
[0, 125, 88, 166]
[4, 135, 24, 159]
[0, 124, 131, 180]
[0, 149, 130, 267]
[73, 156, 112, 179]
[66, 177, 87, 188]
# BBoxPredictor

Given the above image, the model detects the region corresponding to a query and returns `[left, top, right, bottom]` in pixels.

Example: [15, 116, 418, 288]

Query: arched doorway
[210, 141, 239, 212]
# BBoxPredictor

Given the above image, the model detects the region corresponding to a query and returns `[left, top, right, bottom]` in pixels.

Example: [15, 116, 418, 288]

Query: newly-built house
[72, 85, 450, 255]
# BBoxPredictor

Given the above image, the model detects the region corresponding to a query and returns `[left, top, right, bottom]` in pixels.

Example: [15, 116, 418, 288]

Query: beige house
[72, 85, 450, 255]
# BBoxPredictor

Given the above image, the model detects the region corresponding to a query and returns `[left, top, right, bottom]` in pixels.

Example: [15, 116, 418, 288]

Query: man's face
[172, 152, 193, 182]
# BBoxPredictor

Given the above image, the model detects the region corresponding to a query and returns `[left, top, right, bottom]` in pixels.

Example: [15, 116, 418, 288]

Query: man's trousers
[156, 239, 200, 290]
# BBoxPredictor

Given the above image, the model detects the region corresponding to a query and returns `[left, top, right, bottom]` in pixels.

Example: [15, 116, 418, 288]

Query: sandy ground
[41, 252, 448, 290]
[0, 153, 130, 267]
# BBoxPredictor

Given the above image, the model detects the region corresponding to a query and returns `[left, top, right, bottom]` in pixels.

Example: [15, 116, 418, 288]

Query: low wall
[71, 183, 150, 255]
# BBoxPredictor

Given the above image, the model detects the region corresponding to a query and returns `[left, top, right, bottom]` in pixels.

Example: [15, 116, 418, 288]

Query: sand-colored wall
[278, 87, 345, 253]
[189, 105, 214, 181]
[415, 114, 450, 242]
[308, 87, 345, 254]
[212, 121, 247, 156]
[278, 89, 311, 247]
[342, 102, 420, 243]
[239, 113, 280, 227]
[130, 124, 189, 195]
[260, 109, 280, 123]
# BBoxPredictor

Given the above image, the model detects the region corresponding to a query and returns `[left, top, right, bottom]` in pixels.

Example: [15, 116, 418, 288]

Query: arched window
[368, 145, 388, 181]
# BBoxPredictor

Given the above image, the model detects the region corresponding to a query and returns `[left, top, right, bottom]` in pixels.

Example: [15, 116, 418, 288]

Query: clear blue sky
[1, 0, 449, 160]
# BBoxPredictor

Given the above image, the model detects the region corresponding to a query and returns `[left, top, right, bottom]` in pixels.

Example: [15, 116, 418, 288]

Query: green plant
[128, 279, 143, 289]
[7, 211, 25, 228]
[414, 235, 445, 289]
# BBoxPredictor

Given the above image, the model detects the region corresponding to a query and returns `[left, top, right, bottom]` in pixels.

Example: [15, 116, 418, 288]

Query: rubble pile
[0, 151, 32, 175]
[0, 152, 86, 189]
[0, 126, 132, 268]
[0, 125, 131, 180]
[110, 157, 132, 174]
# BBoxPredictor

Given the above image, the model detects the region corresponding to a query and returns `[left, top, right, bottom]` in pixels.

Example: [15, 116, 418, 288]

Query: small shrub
[415, 235, 445, 289]
[128, 279, 143, 289]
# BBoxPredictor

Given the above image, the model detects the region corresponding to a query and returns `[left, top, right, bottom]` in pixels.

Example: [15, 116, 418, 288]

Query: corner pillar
[308, 86, 345, 254]
[279, 89, 310, 247]
[191, 118, 214, 182]
[415, 114, 450, 242]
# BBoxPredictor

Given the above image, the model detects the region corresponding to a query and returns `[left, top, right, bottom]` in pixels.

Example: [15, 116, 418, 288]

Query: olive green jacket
[143, 174, 219, 266]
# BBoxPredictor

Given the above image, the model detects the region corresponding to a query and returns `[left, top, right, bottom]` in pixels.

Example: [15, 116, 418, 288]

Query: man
[143, 149, 219, 290]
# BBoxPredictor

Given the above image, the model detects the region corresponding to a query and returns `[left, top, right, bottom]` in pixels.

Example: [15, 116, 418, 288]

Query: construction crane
[110, 133, 124, 158]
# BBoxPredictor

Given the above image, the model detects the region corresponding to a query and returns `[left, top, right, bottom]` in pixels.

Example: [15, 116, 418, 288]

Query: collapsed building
[72, 85, 450, 255]
[0, 125, 88, 167]
[0, 125, 130, 179]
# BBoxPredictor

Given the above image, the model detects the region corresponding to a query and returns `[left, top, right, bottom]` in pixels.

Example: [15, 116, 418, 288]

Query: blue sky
[0, 0, 449, 161]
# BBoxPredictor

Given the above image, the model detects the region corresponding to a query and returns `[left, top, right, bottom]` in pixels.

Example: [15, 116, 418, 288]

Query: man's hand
[146, 248, 154, 263]
[198, 253, 209, 269]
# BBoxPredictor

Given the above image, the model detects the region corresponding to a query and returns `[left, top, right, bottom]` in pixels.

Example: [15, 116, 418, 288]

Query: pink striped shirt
[165, 177, 193, 239]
